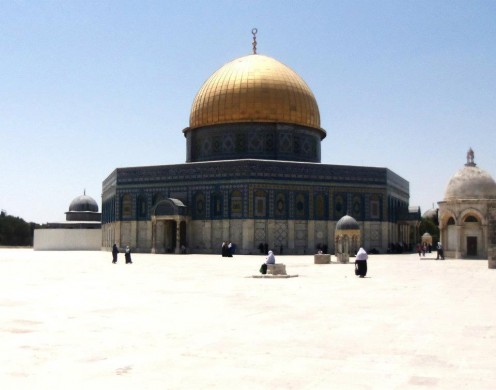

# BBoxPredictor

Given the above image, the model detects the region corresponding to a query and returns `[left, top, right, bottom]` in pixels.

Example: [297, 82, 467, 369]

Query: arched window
[275, 192, 287, 219]
[351, 195, 362, 220]
[465, 215, 478, 223]
[295, 193, 307, 219]
[370, 195, 380, 219]
[121, 194, 132, 218]
[194, 192, 205, 219]
[211, 192, 223, 218]
[137, 195, 147, 219]
[230, 190, 243, 218]
[254, 190, 267, 218]
[447, 217, 455, 225]
[334, 194, 345, 219]
[314, 193, 326, 220]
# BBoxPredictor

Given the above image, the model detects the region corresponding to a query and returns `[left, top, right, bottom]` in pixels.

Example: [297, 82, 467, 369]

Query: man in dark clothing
[112, 244, 119, 264]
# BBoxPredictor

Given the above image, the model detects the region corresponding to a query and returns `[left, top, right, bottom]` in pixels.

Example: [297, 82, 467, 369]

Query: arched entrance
[463, 214, 482, 258]
[467, 236, 477, 256]
[151, 198, 189, 254]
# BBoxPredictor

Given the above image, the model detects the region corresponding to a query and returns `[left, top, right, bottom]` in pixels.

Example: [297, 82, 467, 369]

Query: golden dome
[188, 54, 323, 134]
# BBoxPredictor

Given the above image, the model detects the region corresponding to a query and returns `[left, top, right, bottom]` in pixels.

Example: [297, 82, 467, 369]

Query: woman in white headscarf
[355, 247, 368, 277]
[125, 246, 133, 264]
[265, 250, 275, 264]
[260, 250, 276, 274]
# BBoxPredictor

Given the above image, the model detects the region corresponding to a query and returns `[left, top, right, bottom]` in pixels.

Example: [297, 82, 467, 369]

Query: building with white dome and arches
[438, 149, 496, 259]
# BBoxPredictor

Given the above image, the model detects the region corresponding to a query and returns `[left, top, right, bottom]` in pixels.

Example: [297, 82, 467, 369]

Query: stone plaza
[1, 248, 495, 389]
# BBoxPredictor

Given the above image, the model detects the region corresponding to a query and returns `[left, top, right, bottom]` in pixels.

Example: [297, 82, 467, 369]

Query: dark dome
[336, 215, 359, 230]
[69, 194, 99, 213]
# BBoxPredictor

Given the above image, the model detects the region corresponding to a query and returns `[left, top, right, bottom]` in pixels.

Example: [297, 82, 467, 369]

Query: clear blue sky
[1, 1, 495, 224]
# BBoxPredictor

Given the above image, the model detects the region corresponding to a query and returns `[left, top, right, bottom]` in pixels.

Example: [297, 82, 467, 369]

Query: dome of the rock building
[188, 54, 324, 135]
[444, 165, 496, 201]
[69, 194, 99, 213]
[336, 215, 359, 231]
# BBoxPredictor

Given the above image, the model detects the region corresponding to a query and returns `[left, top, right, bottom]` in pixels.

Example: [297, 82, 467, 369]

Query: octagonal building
[101, 36, 418, 254]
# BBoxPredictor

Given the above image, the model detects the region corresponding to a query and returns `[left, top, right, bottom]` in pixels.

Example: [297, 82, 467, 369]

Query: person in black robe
[354, 247, 368, 278]
[221, 241, 228, 257]
[112, 244, 119, 264]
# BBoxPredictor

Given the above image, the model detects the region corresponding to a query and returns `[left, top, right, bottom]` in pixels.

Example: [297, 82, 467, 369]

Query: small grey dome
[336, 215, 359, 230]
[69, 194, 99, 213]
[422, 208, 437, 220]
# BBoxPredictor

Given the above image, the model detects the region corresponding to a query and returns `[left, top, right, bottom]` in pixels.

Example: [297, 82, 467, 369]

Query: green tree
[0, 212, 40, 246]
[419, 217, 439, 244]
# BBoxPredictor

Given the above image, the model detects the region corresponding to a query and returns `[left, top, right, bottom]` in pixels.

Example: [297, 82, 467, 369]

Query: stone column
[288, 220, 295, 251]
[151, 218, 156, 254]
[455, 225, 462, 259]
[175, 219, 181, 254]
[307, 220, 315, 253]
[487, 205, 496, 268]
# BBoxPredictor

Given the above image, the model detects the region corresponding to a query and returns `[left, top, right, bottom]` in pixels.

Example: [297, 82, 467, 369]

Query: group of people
[416, 242, 445, 260]
[112, 244, 133, 264]
[112, 241, 370, 277]
[257, 247, 369, 277]
[221, 241, 234, 257]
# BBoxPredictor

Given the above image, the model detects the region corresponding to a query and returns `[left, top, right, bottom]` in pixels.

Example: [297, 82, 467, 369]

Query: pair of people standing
[221, 241, 234, 257]
[112, 244, 133, 264]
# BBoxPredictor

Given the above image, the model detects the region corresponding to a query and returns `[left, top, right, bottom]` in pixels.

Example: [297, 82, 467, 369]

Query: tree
[0, 212, 40, 246]
[419, 217, 439, 245]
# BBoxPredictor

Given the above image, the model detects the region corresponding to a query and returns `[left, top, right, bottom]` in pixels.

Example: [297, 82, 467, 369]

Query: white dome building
[438, 149, 496, 259]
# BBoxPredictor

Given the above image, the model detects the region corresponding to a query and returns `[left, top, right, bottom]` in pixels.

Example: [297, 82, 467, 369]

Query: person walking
[112, 244, 119, 264]
[436, 242, 445, 260]
[354, 247, 368, 278]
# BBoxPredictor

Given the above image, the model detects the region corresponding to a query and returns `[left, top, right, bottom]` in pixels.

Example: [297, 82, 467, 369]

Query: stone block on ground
[314, 254, 331, 264]
[267, 263, 287, 275]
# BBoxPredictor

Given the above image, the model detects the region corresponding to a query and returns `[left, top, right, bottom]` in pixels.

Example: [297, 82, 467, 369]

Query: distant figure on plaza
[227, 241, 233, 257]
[112, 243, 119, 264]
[125, 246, 133, 264]
[436, 242, 445, 260]
[354, 247, 368, 278]
[221, 241, 228, 257]
[259, 250, 276, 275]
[416, 243, 421, 257]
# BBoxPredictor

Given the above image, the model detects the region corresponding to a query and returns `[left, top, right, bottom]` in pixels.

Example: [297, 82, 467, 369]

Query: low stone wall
[34, 229, 101, 251]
